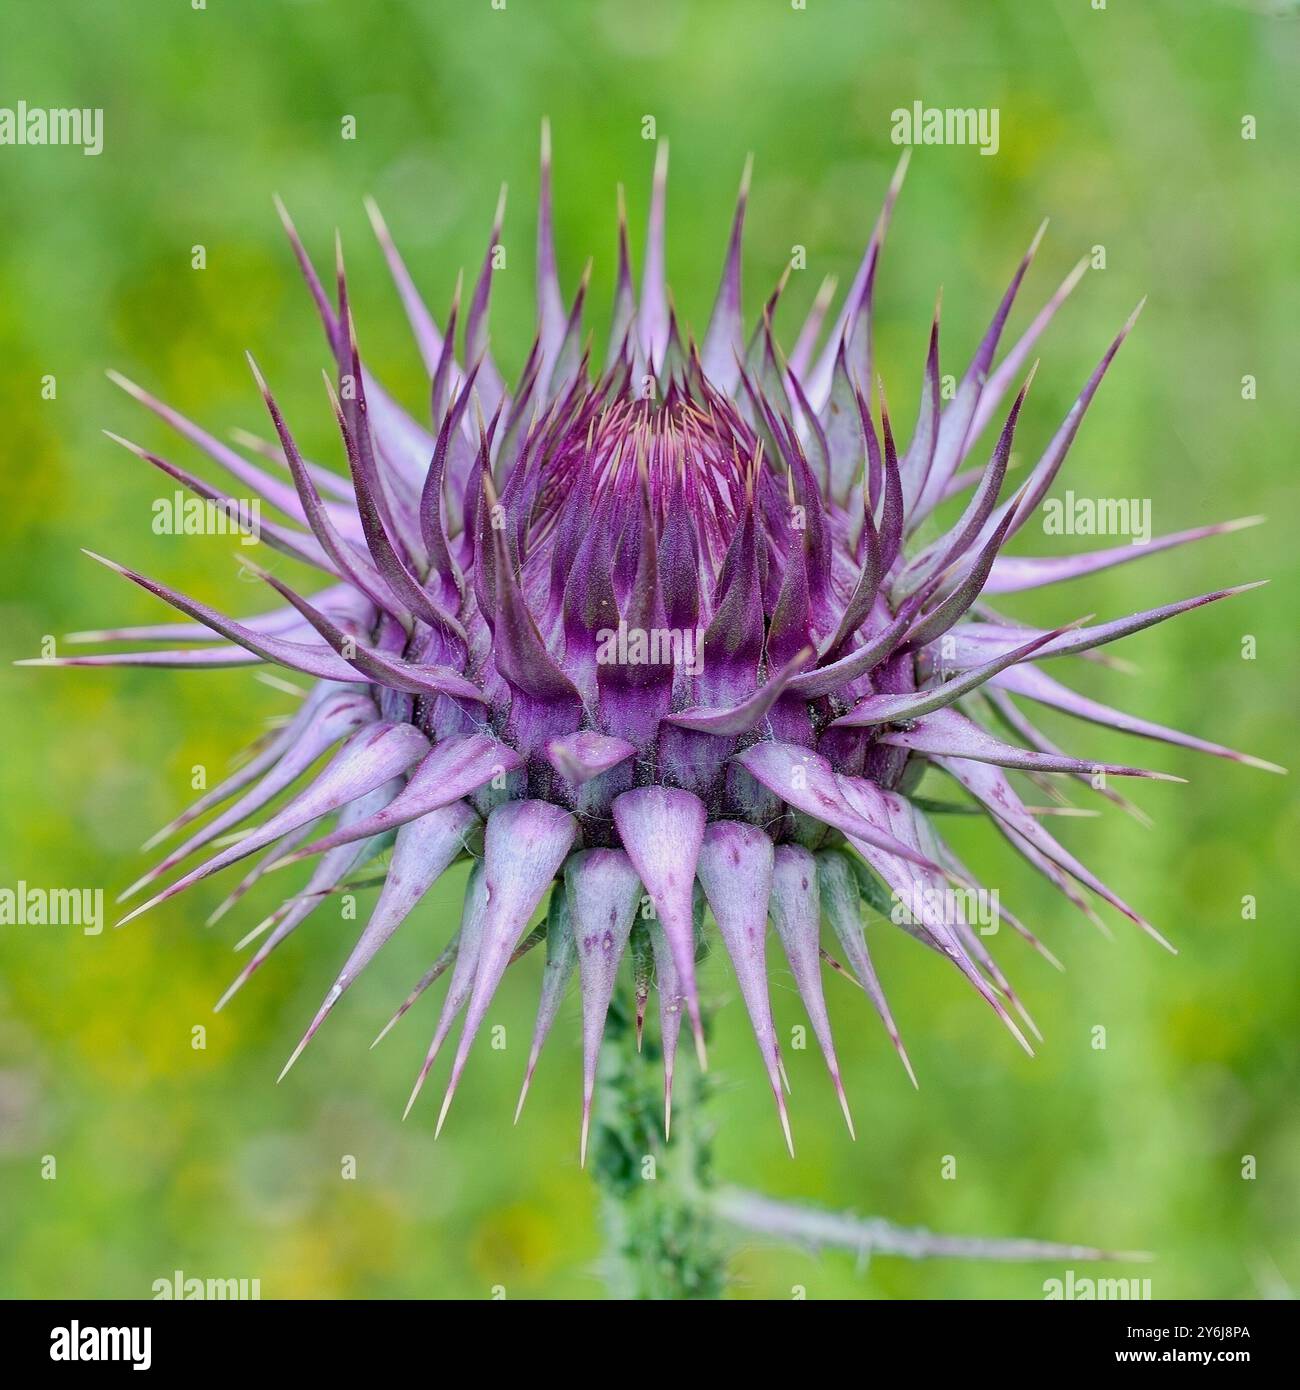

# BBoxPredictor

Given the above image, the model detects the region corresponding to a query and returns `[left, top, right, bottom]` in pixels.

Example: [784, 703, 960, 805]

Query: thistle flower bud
[38, 129, 1279, 1159]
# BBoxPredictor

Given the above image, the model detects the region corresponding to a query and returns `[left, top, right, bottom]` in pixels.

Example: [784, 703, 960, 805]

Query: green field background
[0, 0, 1296, 1299]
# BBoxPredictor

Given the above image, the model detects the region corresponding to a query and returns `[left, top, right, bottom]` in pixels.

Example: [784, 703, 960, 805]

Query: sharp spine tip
[834, 1077, 857, 1140]
[434, 1088, 455, 1140]
[579, 1096, 593, 1168]
[513, 1061, 537, 1125]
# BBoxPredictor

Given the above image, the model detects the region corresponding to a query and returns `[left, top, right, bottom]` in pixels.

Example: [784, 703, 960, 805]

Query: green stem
[587, 969, 1141, 1298]
[588, 996, 727, 1300]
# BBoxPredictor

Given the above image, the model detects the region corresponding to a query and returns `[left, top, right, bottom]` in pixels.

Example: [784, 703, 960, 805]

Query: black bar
[1, 1298, 1285, 1374]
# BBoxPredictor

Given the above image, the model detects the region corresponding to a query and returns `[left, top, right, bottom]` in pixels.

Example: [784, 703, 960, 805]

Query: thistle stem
[588, 997, 727, 1300]
[589, 1000, 1149, 1297]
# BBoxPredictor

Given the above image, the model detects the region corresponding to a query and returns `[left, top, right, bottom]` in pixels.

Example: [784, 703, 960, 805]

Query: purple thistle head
[37, 126, 1279, 1163]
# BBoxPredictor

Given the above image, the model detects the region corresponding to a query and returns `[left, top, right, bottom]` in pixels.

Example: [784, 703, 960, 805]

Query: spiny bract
[41, 127, 1278, 1162]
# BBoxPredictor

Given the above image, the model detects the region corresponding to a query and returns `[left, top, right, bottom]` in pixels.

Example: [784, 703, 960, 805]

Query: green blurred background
[1, 0, 1296, 1300]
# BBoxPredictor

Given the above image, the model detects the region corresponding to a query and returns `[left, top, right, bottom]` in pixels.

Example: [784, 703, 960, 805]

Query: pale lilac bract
[40, 128, 1278, 1162]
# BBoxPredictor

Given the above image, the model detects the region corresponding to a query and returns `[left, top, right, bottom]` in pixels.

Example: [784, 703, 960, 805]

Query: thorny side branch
[710, 1186, 1152, 1266]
